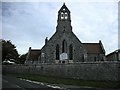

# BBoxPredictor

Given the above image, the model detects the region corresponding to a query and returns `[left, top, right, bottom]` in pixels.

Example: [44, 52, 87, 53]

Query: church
[26, 3, 106, 64]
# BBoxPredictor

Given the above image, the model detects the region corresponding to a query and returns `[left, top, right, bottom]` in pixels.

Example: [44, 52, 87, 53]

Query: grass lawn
[4, 73, 120, 89]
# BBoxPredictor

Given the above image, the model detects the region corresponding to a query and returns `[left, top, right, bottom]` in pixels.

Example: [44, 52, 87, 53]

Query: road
[2, 75, 119, 90]
[2, 75, 59, 90]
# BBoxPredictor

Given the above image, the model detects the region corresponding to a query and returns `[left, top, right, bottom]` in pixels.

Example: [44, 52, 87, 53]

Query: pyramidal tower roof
[58, 3, 70, 13]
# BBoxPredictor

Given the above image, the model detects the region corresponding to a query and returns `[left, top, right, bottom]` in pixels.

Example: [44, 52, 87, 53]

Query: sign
[60, 53, 68, 60]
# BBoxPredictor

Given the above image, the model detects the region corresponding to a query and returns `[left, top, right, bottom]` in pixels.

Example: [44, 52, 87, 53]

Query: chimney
[29, 47, 31, 51]
[99, 40, 101, 44]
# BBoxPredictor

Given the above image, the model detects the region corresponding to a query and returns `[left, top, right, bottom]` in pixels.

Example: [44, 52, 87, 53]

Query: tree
[2, 39, 19, 62]
[19, 53, 27, 64]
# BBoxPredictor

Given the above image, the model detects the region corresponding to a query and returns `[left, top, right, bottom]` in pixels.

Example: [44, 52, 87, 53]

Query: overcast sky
[1, 1, 118, 55]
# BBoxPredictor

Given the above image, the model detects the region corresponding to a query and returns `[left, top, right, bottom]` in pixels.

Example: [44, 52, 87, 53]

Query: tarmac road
[2, 75, 120, 90]
[2, 75, 59, 90]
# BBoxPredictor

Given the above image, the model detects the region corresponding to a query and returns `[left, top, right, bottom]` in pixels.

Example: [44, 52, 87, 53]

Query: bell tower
[56, 3, 72, 33]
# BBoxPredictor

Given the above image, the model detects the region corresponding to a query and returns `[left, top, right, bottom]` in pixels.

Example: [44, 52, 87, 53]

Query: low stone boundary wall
[2, 61, 120, 81]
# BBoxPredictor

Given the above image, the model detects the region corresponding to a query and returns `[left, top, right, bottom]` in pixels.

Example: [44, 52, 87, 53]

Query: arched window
[61, 12, 64, 19]
[62, 40, 67, 53]
[56, 44, 59, 60]
[65, 12, 68, 19]
[69, 44, 73, 60]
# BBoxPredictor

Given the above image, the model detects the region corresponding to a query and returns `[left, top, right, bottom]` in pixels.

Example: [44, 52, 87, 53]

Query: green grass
[4, 73, 120, 89]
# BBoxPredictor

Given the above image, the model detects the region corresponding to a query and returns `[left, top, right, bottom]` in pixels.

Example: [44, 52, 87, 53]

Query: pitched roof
[83, 43, 104, 54]
[106, 49, 120, 57]
[58, 3, 70, 13]
[27, 49, 41, 60]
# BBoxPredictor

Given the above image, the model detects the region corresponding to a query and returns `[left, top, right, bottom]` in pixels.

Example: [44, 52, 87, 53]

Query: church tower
[56, 3, 72, 33]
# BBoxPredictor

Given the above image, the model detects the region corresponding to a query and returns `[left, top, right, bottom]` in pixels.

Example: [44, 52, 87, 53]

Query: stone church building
[26, 3, 105, 64]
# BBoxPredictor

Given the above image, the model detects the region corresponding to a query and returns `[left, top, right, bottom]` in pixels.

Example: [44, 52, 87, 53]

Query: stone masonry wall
[2, 61, 120, 81]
